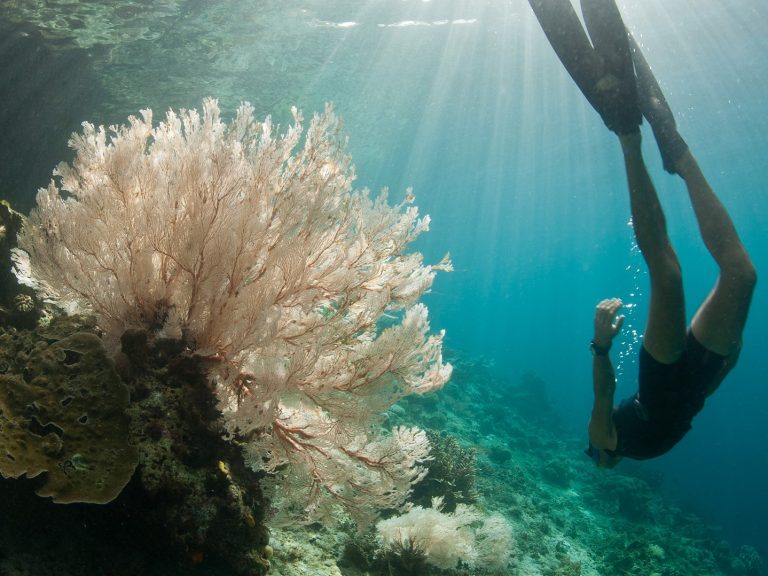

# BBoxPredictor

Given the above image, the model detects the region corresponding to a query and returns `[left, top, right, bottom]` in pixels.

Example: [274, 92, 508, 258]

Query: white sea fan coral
[475, 512, 515, 569]
[13, 99, 452, 523]
[376, 498, 513, 570]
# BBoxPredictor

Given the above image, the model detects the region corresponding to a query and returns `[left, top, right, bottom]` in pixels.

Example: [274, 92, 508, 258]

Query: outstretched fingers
[594, 298, 625, 346]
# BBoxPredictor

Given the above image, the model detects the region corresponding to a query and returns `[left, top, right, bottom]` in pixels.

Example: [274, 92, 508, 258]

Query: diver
[528, 0, 757, 467]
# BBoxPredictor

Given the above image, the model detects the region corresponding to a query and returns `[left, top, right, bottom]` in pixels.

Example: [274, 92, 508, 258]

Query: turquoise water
[1, 0, 766, 569]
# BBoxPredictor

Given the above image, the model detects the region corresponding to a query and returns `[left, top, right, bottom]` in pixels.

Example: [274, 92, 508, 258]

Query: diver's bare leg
[620, 133, 687, 363]
[677, 152, 756, 358]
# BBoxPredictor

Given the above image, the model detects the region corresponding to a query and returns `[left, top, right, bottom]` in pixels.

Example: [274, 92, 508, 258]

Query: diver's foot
[643, 98, 689, 174]
[630, 35, 689, 173]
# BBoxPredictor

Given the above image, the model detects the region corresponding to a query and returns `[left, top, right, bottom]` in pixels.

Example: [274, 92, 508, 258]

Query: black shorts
[610, 331, 737, 460]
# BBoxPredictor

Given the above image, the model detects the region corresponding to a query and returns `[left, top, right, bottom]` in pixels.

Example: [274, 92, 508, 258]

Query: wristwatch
[590, 340, 611, 356]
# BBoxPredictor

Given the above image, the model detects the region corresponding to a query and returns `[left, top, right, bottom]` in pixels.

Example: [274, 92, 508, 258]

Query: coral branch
[14, 99, 451, 525]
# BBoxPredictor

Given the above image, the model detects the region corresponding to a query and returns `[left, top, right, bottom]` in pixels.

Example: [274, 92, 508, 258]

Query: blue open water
[1, 0, 766, 565]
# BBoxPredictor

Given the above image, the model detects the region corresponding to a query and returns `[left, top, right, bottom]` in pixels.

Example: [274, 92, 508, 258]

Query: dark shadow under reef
[0, 476, 235, 576]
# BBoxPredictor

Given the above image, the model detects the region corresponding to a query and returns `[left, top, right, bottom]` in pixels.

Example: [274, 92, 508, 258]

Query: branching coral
[411, 430, 478, 512]
[376, 497, 513, 571]
[12, 99, 452, 523]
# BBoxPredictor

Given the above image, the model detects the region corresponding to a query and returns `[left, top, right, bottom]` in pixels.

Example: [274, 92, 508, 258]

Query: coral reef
[0, 315, 271, 574]
[0, 202, 38, 328]
[0, 215, 270, 573]
[2, 202, 138, 506]
[1, 98, 455, 573]
[366, 351, 764, 576]
[14, 99, 451, 524]
[732, 545, 764, 576]
[0, 324, 136, 504]
[410, 430, 477, 512]
[118, 327, 271, 574]
[375, 498, 513, 572]
[1, 338, 754, 575]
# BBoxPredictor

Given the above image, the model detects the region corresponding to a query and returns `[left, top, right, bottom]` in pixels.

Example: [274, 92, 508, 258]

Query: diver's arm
[589, 353, 618, 450]
[587, 298, 624, 450]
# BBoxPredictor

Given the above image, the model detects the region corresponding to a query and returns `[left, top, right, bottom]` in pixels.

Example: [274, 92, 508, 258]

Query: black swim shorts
[609, 330, 737, 460]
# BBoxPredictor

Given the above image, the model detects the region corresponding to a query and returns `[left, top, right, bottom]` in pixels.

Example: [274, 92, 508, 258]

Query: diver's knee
[649, 250, 682, 286]
[725, 252, 757, 294]
[736, 259, 757, 293]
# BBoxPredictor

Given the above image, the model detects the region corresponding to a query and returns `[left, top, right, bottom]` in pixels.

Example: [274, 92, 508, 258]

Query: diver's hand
[593, 298, 625, 348]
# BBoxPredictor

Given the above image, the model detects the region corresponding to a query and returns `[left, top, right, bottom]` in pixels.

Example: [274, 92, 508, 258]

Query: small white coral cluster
[376, 497, 513, 571]
[13, 99, 452, 523]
